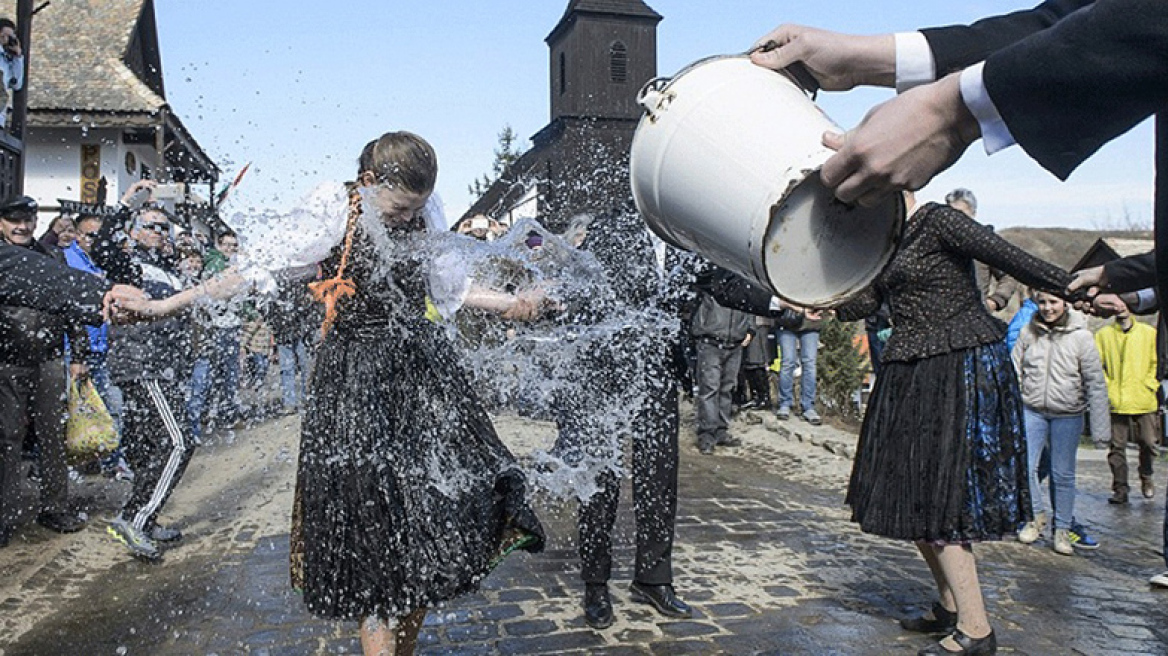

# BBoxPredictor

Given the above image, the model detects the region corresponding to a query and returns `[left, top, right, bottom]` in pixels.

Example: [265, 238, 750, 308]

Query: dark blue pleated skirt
[846, 341, 1032, 543]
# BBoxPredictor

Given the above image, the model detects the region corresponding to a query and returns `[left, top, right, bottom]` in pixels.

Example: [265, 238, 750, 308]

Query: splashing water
[225, 183, 684, 505]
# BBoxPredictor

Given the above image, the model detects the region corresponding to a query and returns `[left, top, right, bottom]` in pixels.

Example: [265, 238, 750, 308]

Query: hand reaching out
[1067, 265, 1105, 313]
[103, 284, 148, 322]
[1088, 293, 1127, 317]
[502, 286, 547, 322]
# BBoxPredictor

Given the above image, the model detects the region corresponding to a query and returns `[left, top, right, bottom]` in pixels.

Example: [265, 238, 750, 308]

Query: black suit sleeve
[691, 265, 776, 316]
[923, 0, 1165, 181]
[0, 243, 111, 324]
[1103, 251, 1156, 293]
[921, 0, 1092, 75]
[981, 0, 1168, 180]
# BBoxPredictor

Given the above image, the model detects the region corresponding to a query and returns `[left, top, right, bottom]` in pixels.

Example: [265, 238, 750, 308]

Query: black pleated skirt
[291, 317, 545, 621]
[846, 341, 1031, 543]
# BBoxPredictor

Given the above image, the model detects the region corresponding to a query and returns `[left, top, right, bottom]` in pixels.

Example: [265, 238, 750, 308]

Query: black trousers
[119, 379, 196, 532]
[0, 360, 69, 530]
[556, 343, 680, 587]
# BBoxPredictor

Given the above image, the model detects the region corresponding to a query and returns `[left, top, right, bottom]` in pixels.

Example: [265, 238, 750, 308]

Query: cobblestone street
[2, 404, 1166, 655]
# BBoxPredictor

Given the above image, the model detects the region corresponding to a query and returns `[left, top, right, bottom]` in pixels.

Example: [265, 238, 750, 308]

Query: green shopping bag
[65, 379, 118, 465]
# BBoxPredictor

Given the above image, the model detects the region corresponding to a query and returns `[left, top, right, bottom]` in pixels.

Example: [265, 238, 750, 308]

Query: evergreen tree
[469, 125, 524, 197]
[816, 316, 867, 420]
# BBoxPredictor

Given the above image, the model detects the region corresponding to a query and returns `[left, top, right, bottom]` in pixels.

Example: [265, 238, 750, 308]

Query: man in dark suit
[750, 0, 1168, 647]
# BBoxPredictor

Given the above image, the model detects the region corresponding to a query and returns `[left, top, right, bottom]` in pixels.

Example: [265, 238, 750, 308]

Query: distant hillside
[997, 227, 1152, 270]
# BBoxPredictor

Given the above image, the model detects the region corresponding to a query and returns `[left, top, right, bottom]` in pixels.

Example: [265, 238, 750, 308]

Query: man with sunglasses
[88, 180, 198, 560]
[0, 195, 91, 547]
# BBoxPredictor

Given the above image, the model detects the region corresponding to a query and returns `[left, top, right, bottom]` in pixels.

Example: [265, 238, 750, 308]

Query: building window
[559, 52, 567, 95]
[610, 42, 628, 83]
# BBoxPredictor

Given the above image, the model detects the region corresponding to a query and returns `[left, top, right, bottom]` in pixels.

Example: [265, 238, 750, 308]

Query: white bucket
[629, 56, 904, 306]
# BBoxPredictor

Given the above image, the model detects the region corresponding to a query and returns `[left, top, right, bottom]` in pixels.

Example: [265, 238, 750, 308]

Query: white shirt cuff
[959, 63, 1016, 154]
[894, 32, 935, 93]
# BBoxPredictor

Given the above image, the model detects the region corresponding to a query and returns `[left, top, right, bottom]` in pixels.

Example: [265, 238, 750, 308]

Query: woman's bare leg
[360, 616, 395, 656]
[916, 541, 956, 613]
[934, 543, 993, 646]
[394, 608, 428, 656]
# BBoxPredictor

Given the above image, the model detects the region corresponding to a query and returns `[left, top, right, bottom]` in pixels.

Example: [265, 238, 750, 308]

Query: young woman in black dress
[835, 195, 1074, 656]
[292, 132, 545, 656]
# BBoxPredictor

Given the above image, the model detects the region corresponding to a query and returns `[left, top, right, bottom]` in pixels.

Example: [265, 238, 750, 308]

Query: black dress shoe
[900, 602, 958, 634]
[717, 435, 742, 447]
[36, 511, 86, 534]
[629, 581, 692, 619]
[150, 524, 183, 543]
[918, 629, 997, 656]
[583, 583, 614, 629]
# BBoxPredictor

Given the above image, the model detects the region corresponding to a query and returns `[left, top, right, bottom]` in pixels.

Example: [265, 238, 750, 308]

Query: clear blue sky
[154, 1, 1154, 230]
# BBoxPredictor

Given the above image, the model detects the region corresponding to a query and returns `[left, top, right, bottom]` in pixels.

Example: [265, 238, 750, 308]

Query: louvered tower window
[610, 42, 628, 83]
[559, 52, 567, 95]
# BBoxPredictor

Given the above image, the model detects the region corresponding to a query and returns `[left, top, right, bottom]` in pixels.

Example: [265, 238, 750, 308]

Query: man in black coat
[555, 208, 780, 630]
[1, 239, 119, 323]
[0, 196, 90, 545]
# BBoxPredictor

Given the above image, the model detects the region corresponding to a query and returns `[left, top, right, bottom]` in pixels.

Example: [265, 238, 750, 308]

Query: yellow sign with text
[80, 144, 100, 204]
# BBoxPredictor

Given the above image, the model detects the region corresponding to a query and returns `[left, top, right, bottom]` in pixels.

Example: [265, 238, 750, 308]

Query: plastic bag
[65, 379, 118, 465]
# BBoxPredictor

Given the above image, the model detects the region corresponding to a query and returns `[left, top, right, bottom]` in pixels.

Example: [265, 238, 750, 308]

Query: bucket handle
[637, 76, 675, 123]
[747, 41, 820, 99]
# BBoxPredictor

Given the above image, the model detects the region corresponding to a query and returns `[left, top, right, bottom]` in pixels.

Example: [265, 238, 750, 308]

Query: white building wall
[24, 126, 161, 232]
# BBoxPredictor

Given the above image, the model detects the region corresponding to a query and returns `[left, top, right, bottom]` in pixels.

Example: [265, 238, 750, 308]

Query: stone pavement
[2, 404, 1167, 655]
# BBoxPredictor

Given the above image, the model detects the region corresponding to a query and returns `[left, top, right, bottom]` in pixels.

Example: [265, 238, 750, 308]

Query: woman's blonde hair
[358, 131, 437, 194]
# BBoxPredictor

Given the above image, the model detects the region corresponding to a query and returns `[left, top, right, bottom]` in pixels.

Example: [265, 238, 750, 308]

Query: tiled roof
[0, 0, 163, 114]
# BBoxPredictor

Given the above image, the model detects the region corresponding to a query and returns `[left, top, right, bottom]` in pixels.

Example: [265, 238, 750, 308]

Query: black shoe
[583, 583, 614, 629]
[900, 602, 958, 634]
[917, 629, 996, 655]
[717, 435, 742, 447]
[150, 524, 183, 543]
[698, 442, 716, 455]
[36, 511, 87, 534]
[1108, 491, 1129, 505]
[629, 581, 692, 619]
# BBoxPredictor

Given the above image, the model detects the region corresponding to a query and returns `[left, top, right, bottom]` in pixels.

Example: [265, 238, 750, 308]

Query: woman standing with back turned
[835, 195, 1075, 656]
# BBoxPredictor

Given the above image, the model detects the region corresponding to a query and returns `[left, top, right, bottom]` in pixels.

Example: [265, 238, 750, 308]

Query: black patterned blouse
[836, 203, 1072, 363]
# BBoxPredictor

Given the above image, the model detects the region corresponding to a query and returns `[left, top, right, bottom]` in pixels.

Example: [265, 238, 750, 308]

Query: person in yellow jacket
[1095, 303, 1161, 505]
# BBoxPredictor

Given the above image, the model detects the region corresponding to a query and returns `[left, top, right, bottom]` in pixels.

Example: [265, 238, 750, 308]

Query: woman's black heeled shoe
[917, 629, 997, 655]
[900, 602, 958, 634]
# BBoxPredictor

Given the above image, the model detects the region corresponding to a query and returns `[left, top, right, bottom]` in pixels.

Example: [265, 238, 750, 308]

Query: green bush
[817, 316, 867, 420]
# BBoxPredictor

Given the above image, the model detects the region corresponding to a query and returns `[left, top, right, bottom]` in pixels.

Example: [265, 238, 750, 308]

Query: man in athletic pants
[91, 180, 195, 560]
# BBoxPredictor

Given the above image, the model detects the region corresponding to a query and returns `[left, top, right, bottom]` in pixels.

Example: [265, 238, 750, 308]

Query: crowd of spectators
[0, 181, 316, 557]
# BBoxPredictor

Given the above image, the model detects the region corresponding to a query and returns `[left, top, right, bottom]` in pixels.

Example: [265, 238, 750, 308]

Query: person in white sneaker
[1012, 291, 1110, 556]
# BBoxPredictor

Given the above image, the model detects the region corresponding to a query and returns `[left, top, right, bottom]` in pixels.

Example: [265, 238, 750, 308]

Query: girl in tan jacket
[1012, 291, 1110, 555]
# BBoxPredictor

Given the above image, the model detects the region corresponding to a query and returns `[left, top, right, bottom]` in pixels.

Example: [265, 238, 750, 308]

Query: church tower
[463, 0, 663, 230]
[546, 0, 661, 122]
